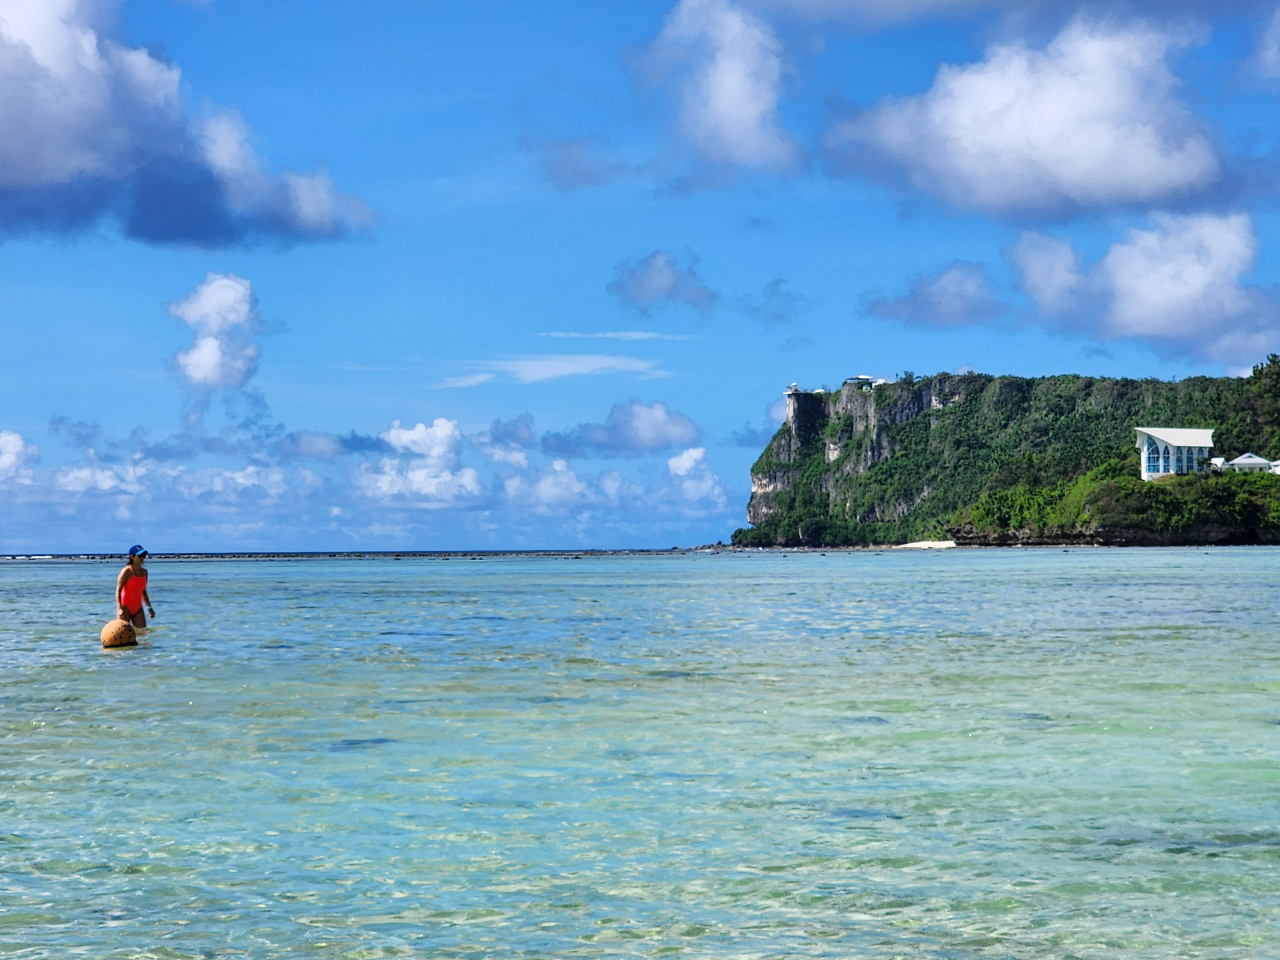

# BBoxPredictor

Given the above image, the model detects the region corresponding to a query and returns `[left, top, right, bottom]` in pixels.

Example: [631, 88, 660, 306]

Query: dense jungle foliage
[733, 355, 1280, 547]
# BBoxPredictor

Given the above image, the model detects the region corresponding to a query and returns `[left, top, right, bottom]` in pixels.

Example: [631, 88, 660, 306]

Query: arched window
[1197, 447, 1206, 471]
[1162, 446, 1171, 473]
[1146, 437, 1160, 474]
[1176, 448, 1184, 473]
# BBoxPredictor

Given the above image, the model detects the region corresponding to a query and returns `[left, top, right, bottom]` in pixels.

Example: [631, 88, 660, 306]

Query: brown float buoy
[100, 619, 137, 648]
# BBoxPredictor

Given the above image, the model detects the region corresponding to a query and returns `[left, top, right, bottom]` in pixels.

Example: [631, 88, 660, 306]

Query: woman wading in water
[116, 545, 155, 629]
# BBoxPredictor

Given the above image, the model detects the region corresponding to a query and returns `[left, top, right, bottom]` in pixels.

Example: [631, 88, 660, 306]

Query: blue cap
[128, 544, 146, 557]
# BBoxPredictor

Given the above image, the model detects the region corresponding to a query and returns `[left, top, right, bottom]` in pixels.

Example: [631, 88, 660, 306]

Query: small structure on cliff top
[1136, 427, 1214, 481]
[784, 383, 802, 423]
[841, 375, 889, 393]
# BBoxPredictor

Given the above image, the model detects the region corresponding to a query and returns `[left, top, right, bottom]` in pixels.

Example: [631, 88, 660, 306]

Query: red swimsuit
[120, 569, 147, 614]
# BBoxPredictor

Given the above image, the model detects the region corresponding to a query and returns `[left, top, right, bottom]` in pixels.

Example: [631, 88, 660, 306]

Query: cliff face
[747, 381, 958, 525]
[745, 375, 997, 539]
[737, 364, 1280, 547]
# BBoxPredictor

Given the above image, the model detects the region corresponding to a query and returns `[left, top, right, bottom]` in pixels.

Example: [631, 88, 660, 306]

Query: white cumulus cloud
[864, 261, 1003, 326]
[168, 272, 255, 333]
[381, 418, 463, 460]
[651, 0, 795, 171]
[664, 446, 727, 511]
[181, 464, 288, 498]
[473, 414, 537, 468]
[748, 0, 1056, 24]
[501, 449, 729, 519]
[197, 111, 362, 238]
[55, 463, 143, 493]
[744, 0, 1254, 26]
[503, 459, 593, 511]
[1013, 212, 1280, 364]
[542, 400, 702, 459]
[0, 429, 37, 481]
[829, 19, 1218, 216]
[169, 272, 262, 391]
[1008, 234, 1081, 314]
[357, 417, 482, 505]
[1255, 8, 1280, 78]
[276, 431, 344, 460]
[0, 0, 180, 190]
[356, 460, 482, 504]
[0, 0, 365, 243]
[175, 336, 260, 389]
[668, 446, 707, 476]
[599, 470, 645, 503]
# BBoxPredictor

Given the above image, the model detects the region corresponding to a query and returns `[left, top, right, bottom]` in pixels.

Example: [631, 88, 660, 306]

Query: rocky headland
[735, 358, 1280, 547]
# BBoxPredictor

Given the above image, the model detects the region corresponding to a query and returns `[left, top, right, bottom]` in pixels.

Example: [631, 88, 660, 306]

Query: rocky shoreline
[951, 524, 1280, 547]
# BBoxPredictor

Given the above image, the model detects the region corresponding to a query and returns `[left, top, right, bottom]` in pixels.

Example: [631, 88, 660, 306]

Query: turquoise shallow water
[2, 549, 1280, 958]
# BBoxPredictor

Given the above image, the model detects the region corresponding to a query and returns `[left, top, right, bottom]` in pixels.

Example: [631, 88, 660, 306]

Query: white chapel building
[1136, 427, 1214, 481]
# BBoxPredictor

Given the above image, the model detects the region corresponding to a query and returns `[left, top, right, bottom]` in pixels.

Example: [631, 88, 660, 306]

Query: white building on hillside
[1226, 452, 1272, 473]
[1136, 427, 1214, 481]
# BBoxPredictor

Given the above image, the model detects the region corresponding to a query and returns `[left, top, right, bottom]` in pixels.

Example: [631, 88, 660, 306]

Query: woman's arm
[142, 587, 154, 616]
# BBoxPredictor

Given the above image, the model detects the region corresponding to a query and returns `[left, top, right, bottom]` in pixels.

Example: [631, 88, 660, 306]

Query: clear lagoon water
[3, 548, 1280, 959]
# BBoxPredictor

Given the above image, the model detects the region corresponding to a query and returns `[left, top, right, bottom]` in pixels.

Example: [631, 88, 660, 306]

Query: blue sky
[4, 0, 1280, 551]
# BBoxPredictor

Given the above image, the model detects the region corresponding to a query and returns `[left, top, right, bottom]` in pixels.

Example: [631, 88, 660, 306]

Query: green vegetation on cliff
[734, 356, 1280, 547]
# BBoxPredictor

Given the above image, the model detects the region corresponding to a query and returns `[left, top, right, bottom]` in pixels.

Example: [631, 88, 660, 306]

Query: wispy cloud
[437, 374, 496, 389]
[540, 331, 695, 341]
[439, 355, 669, 387]
[494, 355, 668, 383]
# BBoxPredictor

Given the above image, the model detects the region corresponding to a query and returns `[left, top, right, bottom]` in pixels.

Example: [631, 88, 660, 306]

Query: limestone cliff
[736, 364, 1280, 547]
